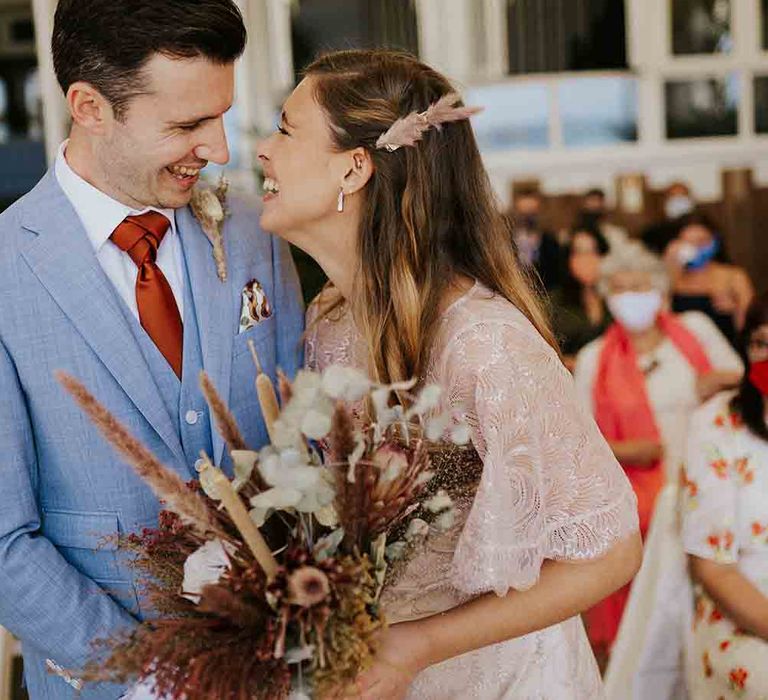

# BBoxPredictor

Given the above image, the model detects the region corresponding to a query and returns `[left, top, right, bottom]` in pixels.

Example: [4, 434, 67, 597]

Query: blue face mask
[686, 238, 719, 270]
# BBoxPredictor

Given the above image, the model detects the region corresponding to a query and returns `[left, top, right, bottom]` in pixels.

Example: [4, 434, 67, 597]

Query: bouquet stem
[200, 454, 279, 580]
[248, 341, 281, 444]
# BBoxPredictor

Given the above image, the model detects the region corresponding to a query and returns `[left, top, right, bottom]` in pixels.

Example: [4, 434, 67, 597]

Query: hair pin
[375, 92, 483, 152]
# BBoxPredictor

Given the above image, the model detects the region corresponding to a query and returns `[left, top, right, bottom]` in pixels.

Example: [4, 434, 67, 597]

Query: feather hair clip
[375, 92, 483, 153]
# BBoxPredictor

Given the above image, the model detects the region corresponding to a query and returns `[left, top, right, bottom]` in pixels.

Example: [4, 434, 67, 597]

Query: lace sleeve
[441, 319, 639, 597]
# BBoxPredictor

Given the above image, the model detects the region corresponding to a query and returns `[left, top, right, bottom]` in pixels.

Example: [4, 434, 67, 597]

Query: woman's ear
[341, 147, 374, 195]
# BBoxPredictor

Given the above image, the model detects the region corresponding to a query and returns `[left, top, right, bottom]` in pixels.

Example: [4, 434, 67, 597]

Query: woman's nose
[256, 135, 274, 163]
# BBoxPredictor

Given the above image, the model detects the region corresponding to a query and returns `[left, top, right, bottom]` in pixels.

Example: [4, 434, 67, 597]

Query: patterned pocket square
[239, 278, 273, 333]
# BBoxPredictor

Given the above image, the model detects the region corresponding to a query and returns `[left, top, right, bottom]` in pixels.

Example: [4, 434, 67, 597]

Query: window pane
[292, 0, 418, 76]
[665, 75, 739, 139]
[23, 69, 42, 142]
[466, 82, 549, 151]
[559, 76, 638, 147]
[0, 78, 8, 144]
[10, 19, 34, 43]
[506, 0, 626, 74]
[763, 0, 768, 50]
[671, 0, 732, 55]
[756, 76, 768, 134]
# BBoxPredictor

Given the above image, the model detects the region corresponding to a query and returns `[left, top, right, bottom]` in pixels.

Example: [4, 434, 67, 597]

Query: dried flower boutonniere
[190, 175, 229, 282]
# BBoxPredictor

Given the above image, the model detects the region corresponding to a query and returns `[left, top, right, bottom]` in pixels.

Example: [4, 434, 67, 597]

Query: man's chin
[157, 188, 194, 210]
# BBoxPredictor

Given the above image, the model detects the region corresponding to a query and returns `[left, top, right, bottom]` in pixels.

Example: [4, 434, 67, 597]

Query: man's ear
[341, 147, 374, 195]
[66, 81, 113, 134]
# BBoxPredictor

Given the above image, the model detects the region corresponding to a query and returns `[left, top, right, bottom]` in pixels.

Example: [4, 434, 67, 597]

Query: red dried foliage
[88, 559, 291, 700]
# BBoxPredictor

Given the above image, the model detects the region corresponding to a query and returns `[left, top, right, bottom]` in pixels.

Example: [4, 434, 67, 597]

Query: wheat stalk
[199, 371, 247, 453]
[57, 372, 220, 538]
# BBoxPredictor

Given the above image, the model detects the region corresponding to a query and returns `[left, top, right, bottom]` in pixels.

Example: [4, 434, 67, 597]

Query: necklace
[639, 354, 661, 377]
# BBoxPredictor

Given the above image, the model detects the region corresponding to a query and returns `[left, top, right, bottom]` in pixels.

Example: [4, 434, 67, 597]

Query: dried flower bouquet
[59, 351, 472, 699]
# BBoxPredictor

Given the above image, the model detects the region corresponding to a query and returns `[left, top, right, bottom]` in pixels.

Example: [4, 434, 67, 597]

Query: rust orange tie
[110, 212, 183, 378]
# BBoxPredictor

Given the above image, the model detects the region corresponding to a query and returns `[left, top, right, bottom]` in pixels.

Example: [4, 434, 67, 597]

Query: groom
[0, 1, 304, 698]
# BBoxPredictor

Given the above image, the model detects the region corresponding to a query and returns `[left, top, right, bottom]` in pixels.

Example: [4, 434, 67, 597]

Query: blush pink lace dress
[306, 282, 639, 699]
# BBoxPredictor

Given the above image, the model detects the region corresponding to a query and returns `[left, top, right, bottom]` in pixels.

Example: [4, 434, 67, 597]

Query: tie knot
[111, 212, 171, 266]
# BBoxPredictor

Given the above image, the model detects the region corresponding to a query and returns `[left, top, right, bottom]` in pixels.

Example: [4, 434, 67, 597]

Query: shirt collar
[54, 141, 178, 253]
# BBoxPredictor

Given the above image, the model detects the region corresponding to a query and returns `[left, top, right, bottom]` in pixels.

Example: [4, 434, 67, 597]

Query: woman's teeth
[263, 177, 280, 195]
[168, 165, 201, 180]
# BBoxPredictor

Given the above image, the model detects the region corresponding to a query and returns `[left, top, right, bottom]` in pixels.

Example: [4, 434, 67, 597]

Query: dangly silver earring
[337, 188, 345, 213]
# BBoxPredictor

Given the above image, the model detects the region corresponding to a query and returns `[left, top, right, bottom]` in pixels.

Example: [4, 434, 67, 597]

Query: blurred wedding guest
[581, 187, 630, 251]
[642, 182, 696, 256]
[574, 242, 743, 671]
[682, 292, 768, 699]
[512, 187, 561, 291]
[667, 212, 755, 348]
[551, 222, 612, 370]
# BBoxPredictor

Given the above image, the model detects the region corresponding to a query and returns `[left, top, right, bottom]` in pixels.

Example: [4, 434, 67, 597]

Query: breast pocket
[41, 509, 141, 616]
[234, 314, 277, 361]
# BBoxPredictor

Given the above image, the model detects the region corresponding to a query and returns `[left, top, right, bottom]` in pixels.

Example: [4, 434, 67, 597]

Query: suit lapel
[19, 171, 186, 466]
[176, 206, 236, 465]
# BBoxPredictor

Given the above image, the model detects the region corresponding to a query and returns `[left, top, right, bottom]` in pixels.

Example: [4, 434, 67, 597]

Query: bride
[257, 49, 642, 699]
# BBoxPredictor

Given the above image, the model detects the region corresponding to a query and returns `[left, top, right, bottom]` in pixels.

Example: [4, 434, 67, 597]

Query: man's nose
[194, 117, 230, 165]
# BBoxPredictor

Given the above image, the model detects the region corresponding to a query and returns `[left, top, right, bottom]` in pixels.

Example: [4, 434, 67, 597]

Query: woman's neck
[628, 324, 664, 355]
[438, 275, 476, 314]
[288, 214, 359, 300]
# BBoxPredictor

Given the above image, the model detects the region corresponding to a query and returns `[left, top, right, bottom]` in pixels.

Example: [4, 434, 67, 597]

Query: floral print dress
[682, 391, 768, 699]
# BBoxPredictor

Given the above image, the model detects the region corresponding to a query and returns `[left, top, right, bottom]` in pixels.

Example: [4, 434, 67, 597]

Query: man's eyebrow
[170, 106, 232, 126]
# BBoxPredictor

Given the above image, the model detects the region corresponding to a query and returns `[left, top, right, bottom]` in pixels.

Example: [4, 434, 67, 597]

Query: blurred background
[1, 0, 766, 298]
[1, 2, 767, 697]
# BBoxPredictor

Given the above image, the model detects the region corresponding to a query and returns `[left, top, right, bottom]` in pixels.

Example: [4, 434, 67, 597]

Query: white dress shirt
[54, 141, 185, 321]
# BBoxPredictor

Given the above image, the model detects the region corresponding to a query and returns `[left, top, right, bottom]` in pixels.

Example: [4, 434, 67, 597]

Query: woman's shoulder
[690, 389, 741, 434]
[712, 261, 751, 285]
[572, 333, 606, 378]
[677, 309, 722, 336]
[437, 283, 558, 363]
[429, 283, 571, 406]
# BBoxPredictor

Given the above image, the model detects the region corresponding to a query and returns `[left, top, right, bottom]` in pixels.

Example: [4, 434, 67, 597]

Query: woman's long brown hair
[306, 49, 556, 385]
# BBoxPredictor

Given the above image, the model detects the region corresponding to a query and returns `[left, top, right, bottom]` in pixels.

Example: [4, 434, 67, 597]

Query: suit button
[185, 410, 199, 426]
[194, 458, 205, 472]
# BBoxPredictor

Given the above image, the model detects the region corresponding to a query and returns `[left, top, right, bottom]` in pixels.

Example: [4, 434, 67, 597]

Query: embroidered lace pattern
[305, 283, 639, 698]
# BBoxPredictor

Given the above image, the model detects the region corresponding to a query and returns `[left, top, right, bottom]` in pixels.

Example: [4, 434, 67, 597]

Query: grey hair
[597, 241, 670, 297]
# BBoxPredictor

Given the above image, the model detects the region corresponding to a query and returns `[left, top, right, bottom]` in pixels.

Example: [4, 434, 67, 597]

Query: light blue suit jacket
[0, 170, 304, 699]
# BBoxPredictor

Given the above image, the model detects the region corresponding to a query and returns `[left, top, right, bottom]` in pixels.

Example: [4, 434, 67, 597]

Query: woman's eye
[276, 124, 289, 136]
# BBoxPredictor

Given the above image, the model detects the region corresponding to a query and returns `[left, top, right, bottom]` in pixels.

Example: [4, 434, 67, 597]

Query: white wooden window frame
[444, 0, 768, 203]
[27, 0, 768, 198]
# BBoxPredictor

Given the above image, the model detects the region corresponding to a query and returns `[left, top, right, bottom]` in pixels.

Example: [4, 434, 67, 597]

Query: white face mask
[664, 194, 694, 220]
[675, 241, 698, 266]
[608, 290, 663, 333]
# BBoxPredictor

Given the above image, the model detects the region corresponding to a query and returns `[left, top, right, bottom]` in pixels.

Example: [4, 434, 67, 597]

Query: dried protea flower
[288, 566, 331, 608]
[372, 443, 409, 482]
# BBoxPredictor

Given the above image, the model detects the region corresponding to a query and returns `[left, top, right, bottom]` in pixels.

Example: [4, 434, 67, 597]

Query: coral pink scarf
[587, 313, 713, 649]
[594, 312, 712, 445]
[594, 313, 712, 528]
